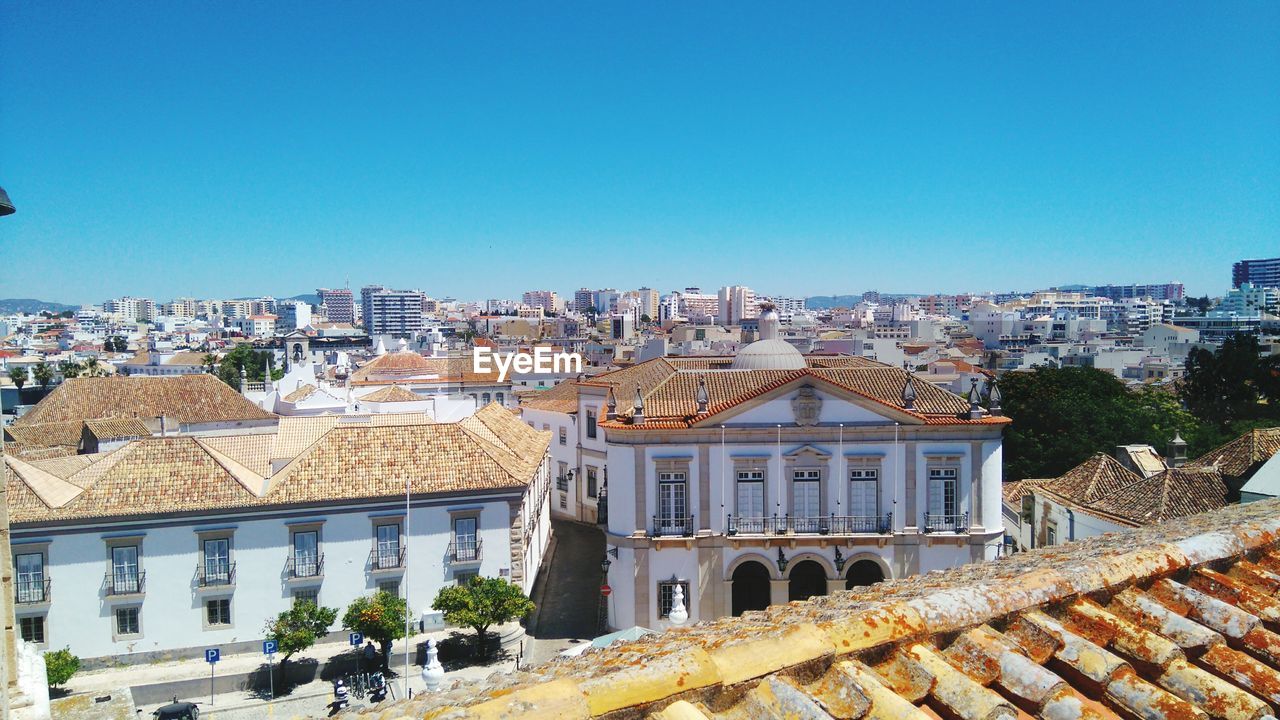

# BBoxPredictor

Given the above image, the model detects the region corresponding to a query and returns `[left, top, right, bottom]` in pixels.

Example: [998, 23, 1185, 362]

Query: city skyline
[2, 3, 1277, 302]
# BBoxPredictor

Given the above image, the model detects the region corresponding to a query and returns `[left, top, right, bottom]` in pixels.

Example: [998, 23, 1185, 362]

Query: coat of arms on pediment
[791, 385, 822, 426]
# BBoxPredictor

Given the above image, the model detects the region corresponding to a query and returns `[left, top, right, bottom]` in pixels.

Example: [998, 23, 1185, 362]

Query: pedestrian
[363, 640, 377, 666]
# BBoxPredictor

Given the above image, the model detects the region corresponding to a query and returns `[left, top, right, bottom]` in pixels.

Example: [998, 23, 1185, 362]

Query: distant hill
[0, 298, 77, 315]
[804, 295, 862, 309]
[284, 293, 321, 306]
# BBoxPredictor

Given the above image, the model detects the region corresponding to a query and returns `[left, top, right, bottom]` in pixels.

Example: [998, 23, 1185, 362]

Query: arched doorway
[731, 561, 771, 616]
[845, 559, 886, 589]
[787, 560, 828, 602]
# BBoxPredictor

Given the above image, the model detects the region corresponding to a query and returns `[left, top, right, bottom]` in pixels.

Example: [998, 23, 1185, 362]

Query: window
[657, 472, 688, 533]
[587, 466, 598, 498]
[115, 606, 141, 636]
[292, 530, 320, 577]
[293, 588, 319, 607]
[542, 423, 550, 432]
[377, 580, 401, 596]
[1046, 522, 1058, 547]
[455, 570, 479, 586]
[482, 392, 491, 404]
[559, 426, 567, 446]
[927, 468, 958, 518]
[792, 469, 821, 519]
[560, 493, 567, 509]
[736, 470, 764, 519]
[206, 598, 232, 626]
[586, 409, 597, 439]
[453, 517, 478, 561]
[19, 616, 44, 644]
[203, 538, 231, 584]
[15, 552, 45, 603]
[848, 468, 879, 517]
[496, 392, 504, 405]
[658, 580, 690, 619]
[111, 545, 140, 594]
[374, 523, 401, 569]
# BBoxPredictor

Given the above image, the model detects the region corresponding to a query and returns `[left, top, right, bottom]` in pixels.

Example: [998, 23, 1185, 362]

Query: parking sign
[263, 639, 278, 655]
[205, 648, 220, 664]
[349, 632, 363, 646]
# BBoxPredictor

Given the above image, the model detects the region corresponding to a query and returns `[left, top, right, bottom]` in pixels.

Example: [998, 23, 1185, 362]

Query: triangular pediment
[690, 374, 924, 428]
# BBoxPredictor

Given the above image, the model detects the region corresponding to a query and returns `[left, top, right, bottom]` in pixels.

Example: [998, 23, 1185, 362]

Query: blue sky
[1, 2, 1276, 304]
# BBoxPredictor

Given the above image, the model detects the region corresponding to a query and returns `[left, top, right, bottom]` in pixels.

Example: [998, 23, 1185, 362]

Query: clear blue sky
[1, 2, 1277, 304]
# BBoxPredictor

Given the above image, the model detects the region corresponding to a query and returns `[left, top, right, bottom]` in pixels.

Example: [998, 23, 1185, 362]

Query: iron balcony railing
[922, 512, 969, 534]
[286, 553, 324, 578]
[651, 515, 694, 537]
[105, 570, 145, 596]
[15, 578, 50, 604]
[556, 475, 570, 492]
[369, 547, 406, 570]
[448, 538, 482, 563]
[198, 561, 236, 587]
[727, 513, 893, 536]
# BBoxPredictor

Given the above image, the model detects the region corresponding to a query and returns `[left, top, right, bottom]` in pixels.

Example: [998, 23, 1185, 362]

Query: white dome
[731, 338, 807, 370]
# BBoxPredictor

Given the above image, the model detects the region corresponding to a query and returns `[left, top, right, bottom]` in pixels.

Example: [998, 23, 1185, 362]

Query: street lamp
[776, 547, 789, 574]
[833, 546, 846, 573]
[600, 554, 611, 574]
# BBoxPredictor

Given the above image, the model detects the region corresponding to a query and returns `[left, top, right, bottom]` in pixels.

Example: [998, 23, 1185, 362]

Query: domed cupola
[730, 302, 806, 370]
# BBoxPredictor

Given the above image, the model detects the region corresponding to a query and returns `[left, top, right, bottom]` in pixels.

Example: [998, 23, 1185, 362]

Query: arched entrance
[787, 560, 828, 602]
[731, 561, 772, 616]
[845, 559, 886, 589]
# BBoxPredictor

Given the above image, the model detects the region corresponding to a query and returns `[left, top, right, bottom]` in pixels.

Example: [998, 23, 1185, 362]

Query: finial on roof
[901, 374, 917, 410]
[606, 388, 618, 421]
[631, 387, 645, 425]
[967, 377, 984, 420]
[696, 376, 709, 414]
[987, 377, 1002, 416]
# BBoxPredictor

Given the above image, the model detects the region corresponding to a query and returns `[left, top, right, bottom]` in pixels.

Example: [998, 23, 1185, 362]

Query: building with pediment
[521, 305, 1008, 631]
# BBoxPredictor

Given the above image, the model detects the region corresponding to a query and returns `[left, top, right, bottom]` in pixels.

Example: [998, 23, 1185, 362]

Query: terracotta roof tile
[1042, 453, 1143, 505]
[282, 384, 318, 403]
[1088, 467, 1229, 525]
[1187, 427, 1280, 478]
[520, 381, 581, 414]
[13, 375, 273, 427]
[83, 417, 150, 441]
[358, 384, 422, 403]
[356, 499, 1280, 720]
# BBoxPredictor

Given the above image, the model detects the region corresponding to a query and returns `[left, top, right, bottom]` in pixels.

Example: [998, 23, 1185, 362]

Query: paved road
[525, 520, 605, 664]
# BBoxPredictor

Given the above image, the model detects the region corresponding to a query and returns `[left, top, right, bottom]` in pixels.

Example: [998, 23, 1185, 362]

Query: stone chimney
[1168, 431, 1188, 468]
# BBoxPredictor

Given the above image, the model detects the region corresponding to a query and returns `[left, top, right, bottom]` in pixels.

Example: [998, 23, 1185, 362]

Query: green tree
[201, 353, 219, 374]
[44, 647, 80, 689]
[431, 577, 534, 658]
[31, 362, 54, 391]
[215, 345, 276, 388]
[1180, 334, 1275, 429]
[263, 600, 338, 679]
[342, 591, 407, 671]
[104, 336, 128, 353]
[640, 314, 652, 324]
[8, 366, 28, 390]
[58, 360, 83, 379]
[82, 357, 107, 377]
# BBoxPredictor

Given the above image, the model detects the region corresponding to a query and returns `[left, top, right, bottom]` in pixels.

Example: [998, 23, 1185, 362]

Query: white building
[5, 404, 551, 665]
[523, 307, 1007, 630]
[717, 286, 757, 325]
[275, 300, 313, 332]
[237, 314, 277, 338]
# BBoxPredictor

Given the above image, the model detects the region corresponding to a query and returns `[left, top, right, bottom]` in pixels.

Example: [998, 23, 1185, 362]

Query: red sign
[600, 584, 612, 597]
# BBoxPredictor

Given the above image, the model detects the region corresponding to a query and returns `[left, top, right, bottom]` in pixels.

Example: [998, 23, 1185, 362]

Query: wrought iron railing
[104, 570, 145, 596]
[15, 578, 50, 604]
[727, 513, 893, 536]
[651, 515, 694, 537]
[922, 512, 969, 534]
[286, 554, 324, 578]
[198, 561, 236, 587]
[556, 475, 570, 492]
[448, 538, 482, 563]
[369, 547, 405, 570]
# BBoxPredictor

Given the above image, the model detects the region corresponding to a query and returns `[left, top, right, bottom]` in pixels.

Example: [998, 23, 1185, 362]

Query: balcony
[15, 578, 50, 604]
[556, 475, 569, 492]
[651, 515, 694, 537]
[198, 561, 236, 587]
[922, 512, 969, 534]
[286, 554, 324, 579]
[104, 571, 145, 596]
[369, 547, 406, 571]
[447, 538, 482, 564]
[727, 513, 893, 536]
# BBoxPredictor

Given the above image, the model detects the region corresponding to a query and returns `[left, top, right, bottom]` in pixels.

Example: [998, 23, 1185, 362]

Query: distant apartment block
[317, 287, 355, 324]
[1090, 282, 1185, 302]
[103, 296, 156, 322]
[717, 285, 757, 325]
[1234, 257, 1280, 289]
[361, 285, 424, 335]
[276, 300, 312, 331]
[522, 290, 562, 314]
[574, 288, 594, 313]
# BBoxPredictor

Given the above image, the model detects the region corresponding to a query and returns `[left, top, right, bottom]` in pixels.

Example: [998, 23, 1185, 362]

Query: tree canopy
[44, 647, 79, 688]
[263, 600, 337, 666]
[215, 344, 282, 388]
[31, 362, 54, 390]
[8, 366, 27, 389]
[342, 591, 407, 670]
[431, 577, 534, 656]
[1180, 334, 1280, 430]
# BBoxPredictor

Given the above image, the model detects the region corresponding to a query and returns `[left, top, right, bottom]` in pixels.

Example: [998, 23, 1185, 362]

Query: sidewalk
[67, 622, 524, 698]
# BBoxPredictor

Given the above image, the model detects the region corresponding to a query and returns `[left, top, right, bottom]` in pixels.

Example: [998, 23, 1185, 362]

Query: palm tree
[83, 357, 107, 377]
[32, 362, 54, 391]
[58, 360, 83, 379]
[201, 353, 218, 374]
[7, 366, 28, 390]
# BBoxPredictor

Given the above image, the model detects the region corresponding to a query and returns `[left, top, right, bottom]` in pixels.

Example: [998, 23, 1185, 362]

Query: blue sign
[348, 632, 363, 646]
[205, 648, 220, 664]
[263, 640, 278, 655]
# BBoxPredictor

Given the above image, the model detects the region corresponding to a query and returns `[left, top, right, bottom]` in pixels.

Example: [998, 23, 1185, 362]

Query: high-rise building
[276, 300, 313, 331]
[635, 287, 660, 320]
[362, 286, 424, 335]
[522, 290, 561, 314]
[317, 287, 355, 324]
[574, 288, 594, 314]
[103, 296, 156, 322]
[717, 285, 757, 325]
[1233, 258, 1280, 290]
[1090, 283, 1185, 303]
